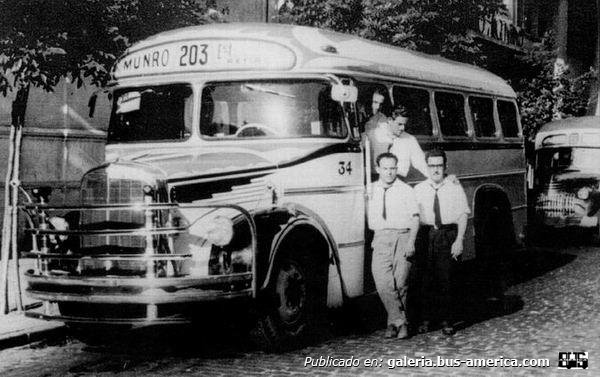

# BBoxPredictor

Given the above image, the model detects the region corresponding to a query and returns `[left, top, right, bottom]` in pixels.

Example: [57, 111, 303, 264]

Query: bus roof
[113, 23, 515, 98]
[537, 116, 600, 134]
[535, 116, 600, 149]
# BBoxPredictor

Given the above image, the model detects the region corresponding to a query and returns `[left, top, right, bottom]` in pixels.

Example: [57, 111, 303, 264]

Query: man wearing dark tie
[414, 148, 469, 336]
[367, 152, 419, 339]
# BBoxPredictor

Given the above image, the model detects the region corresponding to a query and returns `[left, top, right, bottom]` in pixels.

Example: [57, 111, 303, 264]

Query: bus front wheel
[253, 248, 327, 350]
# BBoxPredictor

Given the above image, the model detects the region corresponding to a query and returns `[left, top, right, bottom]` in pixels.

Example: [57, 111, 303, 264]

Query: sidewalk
[0, 309, 65, 350]
[0, 258, 66, 350]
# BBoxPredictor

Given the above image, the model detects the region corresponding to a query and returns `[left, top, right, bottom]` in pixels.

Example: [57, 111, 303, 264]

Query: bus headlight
[48, 216, 69, 243]
[577, 187, 590, 200]
[204, 216, 234, 246]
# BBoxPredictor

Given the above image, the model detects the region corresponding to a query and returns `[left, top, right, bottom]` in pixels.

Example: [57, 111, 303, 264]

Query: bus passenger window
[435, 92, 468, 137]
[392, 86, 433, 136]
[469, 96, 496, 138]
[498, 100, 520, 138]
[356, 84, 391, 132]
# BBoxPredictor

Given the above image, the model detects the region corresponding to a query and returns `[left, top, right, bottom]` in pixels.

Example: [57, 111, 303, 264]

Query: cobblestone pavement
[1, 244, 598, 377]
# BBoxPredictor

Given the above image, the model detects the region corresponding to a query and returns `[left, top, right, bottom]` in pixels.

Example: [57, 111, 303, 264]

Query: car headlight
[204, 216, 234, 246]
[577, 187, 590, 200]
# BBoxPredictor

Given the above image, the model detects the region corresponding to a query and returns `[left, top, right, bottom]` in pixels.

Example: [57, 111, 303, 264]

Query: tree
[513, 35, 597, 145]
[0, 0, 221, 100]
[0, 0, 222, 313]
[277, 0, 506, 65]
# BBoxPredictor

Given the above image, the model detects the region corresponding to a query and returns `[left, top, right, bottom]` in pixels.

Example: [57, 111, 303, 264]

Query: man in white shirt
[414, 148, 470, 336]
[368, 152, 420, 339]
[374, 106, 429, 179]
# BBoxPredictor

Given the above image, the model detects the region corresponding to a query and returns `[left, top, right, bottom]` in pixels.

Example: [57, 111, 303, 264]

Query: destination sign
[113, 40, 297, 78]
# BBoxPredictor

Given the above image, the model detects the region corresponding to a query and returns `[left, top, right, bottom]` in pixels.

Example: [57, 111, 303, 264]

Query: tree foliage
[0, 0, 221, 97]
[277, 0, 506, 65]
[513, 35, 598, 144]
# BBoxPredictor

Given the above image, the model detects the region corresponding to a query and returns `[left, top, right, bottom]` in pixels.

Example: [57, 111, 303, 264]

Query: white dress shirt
[414, 177, 470, 226]
[374, 125, 428, 177]
[368, 179, 419, 231]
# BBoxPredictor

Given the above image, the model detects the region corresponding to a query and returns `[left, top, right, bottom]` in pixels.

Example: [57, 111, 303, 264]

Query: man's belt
[423, 224, 457, 231]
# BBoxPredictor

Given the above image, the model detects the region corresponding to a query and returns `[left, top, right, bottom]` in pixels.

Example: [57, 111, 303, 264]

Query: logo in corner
[558, 352, 588, 369]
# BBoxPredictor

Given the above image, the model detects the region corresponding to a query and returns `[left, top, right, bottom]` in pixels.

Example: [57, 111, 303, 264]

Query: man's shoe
[384, 324, 398, 338]
[441, 324, 456, 336]
[417, 321, 430, 334]
[396, 324, 409, 339]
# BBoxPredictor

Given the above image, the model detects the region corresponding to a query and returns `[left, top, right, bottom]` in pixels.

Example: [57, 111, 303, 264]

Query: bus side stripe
[166, 142, 361, 184]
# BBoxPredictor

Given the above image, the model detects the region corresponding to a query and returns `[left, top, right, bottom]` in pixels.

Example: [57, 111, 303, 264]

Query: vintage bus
[529, 116, 600, 240]
[21, 23, 525, 348]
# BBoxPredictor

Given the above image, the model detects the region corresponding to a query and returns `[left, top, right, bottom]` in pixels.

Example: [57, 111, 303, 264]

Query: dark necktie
[382, 187, 389, 220]
[433, 188, 442, 228]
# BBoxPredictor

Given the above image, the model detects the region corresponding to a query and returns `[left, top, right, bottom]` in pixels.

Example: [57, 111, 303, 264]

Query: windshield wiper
[242, 84, 296, 98]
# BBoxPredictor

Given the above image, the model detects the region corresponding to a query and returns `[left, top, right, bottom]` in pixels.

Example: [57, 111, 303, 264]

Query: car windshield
[200, 80, 347, 139]
[107, 84, 193, 143]
[536, 147, 600, 182]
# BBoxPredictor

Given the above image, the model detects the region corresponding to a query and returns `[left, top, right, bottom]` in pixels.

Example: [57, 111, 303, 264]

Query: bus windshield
[536, 147, 600, 181]
[107, 84, 193, 143]
[200, 79, 347, 139]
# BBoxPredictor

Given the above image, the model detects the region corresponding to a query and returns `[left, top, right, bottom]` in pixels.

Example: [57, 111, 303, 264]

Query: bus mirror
[331, 84, 357, 103]
[88, 93, 97, 118]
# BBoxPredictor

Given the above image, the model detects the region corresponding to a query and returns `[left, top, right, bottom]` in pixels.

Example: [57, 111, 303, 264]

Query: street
[0, 241, 598, 376]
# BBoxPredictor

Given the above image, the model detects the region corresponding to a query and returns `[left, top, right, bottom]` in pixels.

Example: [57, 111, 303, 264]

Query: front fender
[260, 203, 346, 299]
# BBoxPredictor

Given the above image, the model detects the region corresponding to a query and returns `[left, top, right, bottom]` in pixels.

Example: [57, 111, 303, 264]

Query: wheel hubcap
[276, 261, 306, 324]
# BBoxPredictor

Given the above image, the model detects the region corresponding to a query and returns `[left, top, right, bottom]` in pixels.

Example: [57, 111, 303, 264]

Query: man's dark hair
[425, 148, 447, 165]
[391, 105, 409, 119]
[376, 152, 398, 166]
[372, 89, 386, 98]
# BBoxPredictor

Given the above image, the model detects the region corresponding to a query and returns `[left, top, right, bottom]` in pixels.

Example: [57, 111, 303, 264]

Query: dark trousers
[419, 225, 459, 324]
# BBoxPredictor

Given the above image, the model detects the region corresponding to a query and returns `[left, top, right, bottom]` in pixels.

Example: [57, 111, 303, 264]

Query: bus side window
[435, 91, 469, 137]
[356, 83, 391, 133]
[392, 85, 433, 136]
[469, 96, 496, 138]
[498, 100, 520, 138]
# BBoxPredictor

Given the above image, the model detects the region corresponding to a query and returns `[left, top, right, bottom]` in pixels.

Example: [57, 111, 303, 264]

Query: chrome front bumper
[21, 202, 257, 325]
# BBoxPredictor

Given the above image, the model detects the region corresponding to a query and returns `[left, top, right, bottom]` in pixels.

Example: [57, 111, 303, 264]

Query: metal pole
[265, 0, 269, 23]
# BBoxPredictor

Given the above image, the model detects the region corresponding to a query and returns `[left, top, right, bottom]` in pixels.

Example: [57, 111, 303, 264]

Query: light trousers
[371, 229, 412, 327]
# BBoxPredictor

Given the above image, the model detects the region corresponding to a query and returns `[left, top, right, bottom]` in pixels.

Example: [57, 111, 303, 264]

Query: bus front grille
[81, 169, 146, 249]
[535, 192, 576, 217]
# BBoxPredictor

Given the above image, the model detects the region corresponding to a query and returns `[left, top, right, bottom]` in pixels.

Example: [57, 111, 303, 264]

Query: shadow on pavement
[335, 244, 578, 337]
[64, 244, 578, 372]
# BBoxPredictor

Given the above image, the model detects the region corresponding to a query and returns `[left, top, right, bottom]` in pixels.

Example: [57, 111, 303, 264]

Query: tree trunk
[0, 85, 29, 314]
[596, 0, 600, 115]
[552, 0, 569, 119]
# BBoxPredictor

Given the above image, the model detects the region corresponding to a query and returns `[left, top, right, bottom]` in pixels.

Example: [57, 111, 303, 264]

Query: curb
[0, 319, 67, 351]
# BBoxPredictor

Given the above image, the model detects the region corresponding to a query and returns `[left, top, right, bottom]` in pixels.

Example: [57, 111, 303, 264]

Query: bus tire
[476, 200, 514, 298]
[253, 246, 328, 351]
